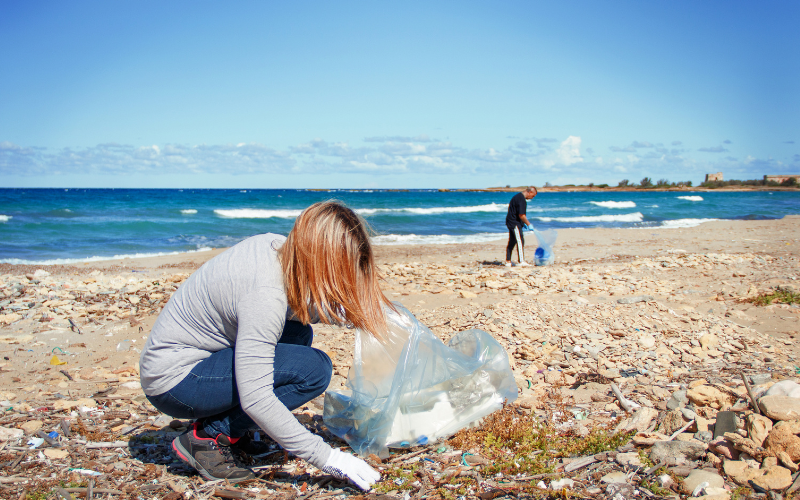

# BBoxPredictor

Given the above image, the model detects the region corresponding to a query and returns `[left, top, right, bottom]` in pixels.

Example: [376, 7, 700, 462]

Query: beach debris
[0, 243, 799, 498]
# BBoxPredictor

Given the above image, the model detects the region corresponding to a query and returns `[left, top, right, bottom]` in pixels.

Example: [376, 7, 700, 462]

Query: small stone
[459, 290, 478, 299]
[650, 440, 707, 465]
[0, 426, 24, 442]
[745, 414, 773, 447]
[751, 465, 793, 492]
[616, 451, 643, 467]
[617, 295, 653, 304]
[20, 420, 43, 435]
[682, 408, 698, 420]
[52, 398, 97, 411]
[723, 460, 763, 486]
[544, 371, 564, 384]
[699, 333, 719, 350]
[632, 432, 670, 446]
[760, 396, 800, 421]
[687, 385, 734, 409]
[777, 451, 798, 473]
[750, 374, 773, 386]
[697, 487, 731, 500]
[638, 334, 656, 349]
[601, 471, 628, 483]
[657, 474, 674, 489]
[763, 380, 800, 398]
[0, 391, 17, 401]
[764, 422, 800, 462]
[44, 448, 69, 459]
[550, 478, 574, 489]
[709, 437, 739, 460]
[606, 483, 636, 499]
[625, 407, 659, 432]
[695, 431, 713, 443]
[661, 409, 688, 435]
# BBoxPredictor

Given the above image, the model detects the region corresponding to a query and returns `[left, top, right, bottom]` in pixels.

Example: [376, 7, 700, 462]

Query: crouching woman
[139, 201, 391, 489]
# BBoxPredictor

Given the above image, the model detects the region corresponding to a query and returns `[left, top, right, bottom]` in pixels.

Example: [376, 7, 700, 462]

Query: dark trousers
[145, 321, 332, 439]
[506, 224, 525, 262]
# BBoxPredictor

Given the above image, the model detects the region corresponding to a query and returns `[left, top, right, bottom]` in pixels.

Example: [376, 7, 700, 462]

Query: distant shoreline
[2, 186, 797, 192]
[459, 185, 800, 193]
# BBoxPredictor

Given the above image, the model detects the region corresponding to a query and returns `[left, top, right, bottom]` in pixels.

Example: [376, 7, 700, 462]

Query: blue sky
[1, 1, 798, 189]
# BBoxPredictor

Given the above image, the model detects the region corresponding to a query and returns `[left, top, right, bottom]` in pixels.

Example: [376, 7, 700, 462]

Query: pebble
[650, 440, 708, 465]
[683, 469, 724, 494]
[601, 471, 628, 483]
[759, 396, 800, 421]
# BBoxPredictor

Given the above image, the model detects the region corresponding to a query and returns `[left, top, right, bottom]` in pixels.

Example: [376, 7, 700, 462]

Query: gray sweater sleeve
[234, 290, 332, 469]
[139, 234, 332, 469]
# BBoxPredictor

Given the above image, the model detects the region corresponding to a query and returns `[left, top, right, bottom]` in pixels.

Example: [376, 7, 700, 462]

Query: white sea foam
[372, 232, 506, 246]
[214, 209, 302, 218]
[589, 201, 636, 209]
[0, 247, 215, 266]
[658, 218, 719, 229]
[535, 212, 644, 223]
[357, 203, 506, 216]
[214, 204, 506, 218]
[677, 196, 704, 201]
[180, 209, 198, 214]
[0, 215, 11, 222]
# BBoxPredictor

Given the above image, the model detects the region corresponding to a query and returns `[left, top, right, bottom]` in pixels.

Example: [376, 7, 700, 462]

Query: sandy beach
[0, 216, 799, 497]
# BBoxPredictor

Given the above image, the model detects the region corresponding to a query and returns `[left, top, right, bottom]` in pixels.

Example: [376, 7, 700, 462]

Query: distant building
[764, 174, 800, 183]
[705, 172, 723, 182]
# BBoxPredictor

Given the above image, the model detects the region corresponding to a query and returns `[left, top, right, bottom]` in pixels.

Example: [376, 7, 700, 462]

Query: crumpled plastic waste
[49, 355, 67, 366]
[28, 437, 45, 449]
[531, 228, 558, 266]
[323, 303, 517, 458]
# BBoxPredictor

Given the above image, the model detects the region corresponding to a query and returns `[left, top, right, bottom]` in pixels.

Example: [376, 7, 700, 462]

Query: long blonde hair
[278, 200, 392, 338]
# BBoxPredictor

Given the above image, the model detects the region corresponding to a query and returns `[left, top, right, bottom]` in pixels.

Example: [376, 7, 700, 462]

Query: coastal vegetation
[491, 176, 799, 192]
[700, 177, 799, 189]
[747, 287, 800, 306]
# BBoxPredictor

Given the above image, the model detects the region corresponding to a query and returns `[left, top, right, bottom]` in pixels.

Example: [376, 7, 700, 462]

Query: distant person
[505, 186, 537, 267]
[140, 201, 388, 490]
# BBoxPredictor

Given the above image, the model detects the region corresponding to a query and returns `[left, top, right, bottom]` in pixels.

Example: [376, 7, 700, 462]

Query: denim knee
[308, 349, 333, 397]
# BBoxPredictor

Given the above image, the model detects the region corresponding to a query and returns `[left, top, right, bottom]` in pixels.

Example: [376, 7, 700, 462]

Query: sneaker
[172, 423, 255, 483]
[220, 431, 275, 459]
[517, 261, 531, 267]
[504, 261, 512, 267]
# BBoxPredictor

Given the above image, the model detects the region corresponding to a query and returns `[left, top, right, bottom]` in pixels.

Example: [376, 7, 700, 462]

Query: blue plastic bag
[323, 303, 517, 458]
[531, 228, 557, 265]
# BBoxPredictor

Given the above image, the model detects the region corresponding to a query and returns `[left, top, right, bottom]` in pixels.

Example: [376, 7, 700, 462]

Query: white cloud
[556, 136, 583, 166]
[0, 135, 792, 185]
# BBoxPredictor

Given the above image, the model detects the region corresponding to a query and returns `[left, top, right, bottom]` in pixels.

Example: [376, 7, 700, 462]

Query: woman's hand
[322, 448, 381, 490]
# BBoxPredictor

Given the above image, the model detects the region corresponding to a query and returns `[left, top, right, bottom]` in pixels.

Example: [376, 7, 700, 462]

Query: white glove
[322, 448, 380, 490]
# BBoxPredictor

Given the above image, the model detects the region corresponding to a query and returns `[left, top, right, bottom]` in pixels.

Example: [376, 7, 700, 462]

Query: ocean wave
[0, 215, 11, 222]
[0, 247, 215, 266]
[589, 201, 636, 208]
[214, 204, 507, 218]
[535, 212, 644, 223]
[659, 218, 719, 228]
[180, 209, 198, 214]
[214, 209, 302, 218]
[358, 203, 506, 216]
[372, 232, 506, 245]
[677, 196, 704, 201]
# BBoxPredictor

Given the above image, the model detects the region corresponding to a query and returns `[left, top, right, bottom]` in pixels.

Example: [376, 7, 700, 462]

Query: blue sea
[0, 188, 797, 264]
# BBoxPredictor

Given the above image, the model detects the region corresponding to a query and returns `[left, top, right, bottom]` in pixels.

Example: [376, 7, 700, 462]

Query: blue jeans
[146, 321, 332, 439]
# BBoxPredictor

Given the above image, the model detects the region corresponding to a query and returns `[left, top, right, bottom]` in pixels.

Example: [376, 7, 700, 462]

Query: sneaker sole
[172, 437, 253, 483]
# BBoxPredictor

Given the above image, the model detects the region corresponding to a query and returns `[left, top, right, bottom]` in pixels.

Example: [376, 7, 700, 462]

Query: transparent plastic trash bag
[531, 228, 558, 266]
[323, 303, 517, 458]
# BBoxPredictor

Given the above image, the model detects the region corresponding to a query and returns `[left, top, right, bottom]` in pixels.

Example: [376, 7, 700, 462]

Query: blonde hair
[278, 200, 392, 338]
